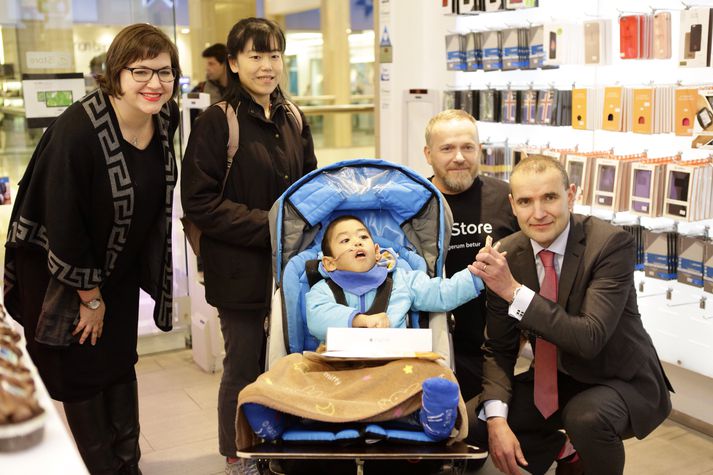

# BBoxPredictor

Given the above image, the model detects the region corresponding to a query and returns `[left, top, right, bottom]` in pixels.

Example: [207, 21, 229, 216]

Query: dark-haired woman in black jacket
[180, 17, 317, 474]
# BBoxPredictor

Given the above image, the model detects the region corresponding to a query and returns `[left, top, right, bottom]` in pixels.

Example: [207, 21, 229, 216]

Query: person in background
[193, 43, 229, 104]
[470, 154, 672, 475]
[423, 109, 519, 402]
[181, 17, 317, 475]
[4, 23, 180, 474]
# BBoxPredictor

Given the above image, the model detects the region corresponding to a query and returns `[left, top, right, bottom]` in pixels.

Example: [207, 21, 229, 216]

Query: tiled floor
[55, 348, 713, 474]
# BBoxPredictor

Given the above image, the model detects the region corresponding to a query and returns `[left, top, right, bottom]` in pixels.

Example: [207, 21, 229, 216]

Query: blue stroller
[237, 159, 486, 474]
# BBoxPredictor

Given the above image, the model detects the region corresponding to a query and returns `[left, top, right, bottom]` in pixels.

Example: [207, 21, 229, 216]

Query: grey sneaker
[225, 458, 260, 475]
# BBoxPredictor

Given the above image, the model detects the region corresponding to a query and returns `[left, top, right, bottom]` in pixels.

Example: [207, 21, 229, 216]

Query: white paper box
[324, 327, 432, 358]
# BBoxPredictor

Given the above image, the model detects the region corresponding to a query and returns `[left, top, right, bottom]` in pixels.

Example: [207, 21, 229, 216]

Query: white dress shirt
[481, 222, 570, 420]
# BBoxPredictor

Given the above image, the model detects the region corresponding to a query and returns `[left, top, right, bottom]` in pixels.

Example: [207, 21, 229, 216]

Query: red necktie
[534, 249, 559, 419]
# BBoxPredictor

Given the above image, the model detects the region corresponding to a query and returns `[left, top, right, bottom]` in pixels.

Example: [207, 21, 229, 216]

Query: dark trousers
[217, 307, 267, 457]
[467, 371, 634, 475]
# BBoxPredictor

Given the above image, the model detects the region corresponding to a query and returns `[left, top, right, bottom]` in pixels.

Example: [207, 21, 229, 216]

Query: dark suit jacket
[480, 214, 671, 438]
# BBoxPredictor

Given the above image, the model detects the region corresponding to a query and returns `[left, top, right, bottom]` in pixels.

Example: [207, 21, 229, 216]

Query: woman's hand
[73, 292, 105, 345]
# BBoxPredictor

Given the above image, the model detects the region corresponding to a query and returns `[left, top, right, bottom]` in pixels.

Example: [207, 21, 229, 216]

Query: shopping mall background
[0, 0, 376, 350]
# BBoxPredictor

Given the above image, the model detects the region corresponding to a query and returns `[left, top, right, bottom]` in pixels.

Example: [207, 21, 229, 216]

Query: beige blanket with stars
[236, 352, 468, 449]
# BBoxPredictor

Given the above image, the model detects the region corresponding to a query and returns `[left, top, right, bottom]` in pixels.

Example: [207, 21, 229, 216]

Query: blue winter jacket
[306, 267, 484, 343]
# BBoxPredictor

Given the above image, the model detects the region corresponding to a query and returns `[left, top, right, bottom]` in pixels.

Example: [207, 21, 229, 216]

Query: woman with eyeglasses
[181, 17, 317, 475]
[3, 24, 180, 474]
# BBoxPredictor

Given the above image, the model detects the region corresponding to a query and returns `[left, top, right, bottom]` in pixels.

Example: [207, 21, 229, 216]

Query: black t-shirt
[441, 175, 519, 355]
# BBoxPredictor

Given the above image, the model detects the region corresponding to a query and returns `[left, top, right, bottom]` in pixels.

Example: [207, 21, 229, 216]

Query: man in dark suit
[468, 155, 672, 475]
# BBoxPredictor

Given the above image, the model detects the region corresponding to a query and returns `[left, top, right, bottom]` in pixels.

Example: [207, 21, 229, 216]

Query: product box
[446, 34, 467, 71]
[704, 240, 713, 293]
[482, 30, 503, 71]
[324, 328, 432, 358]
[465, 32, 483, 71]
[678, 235, 705, 287]
[528, 25, 544, 69]
[644, 229, 677, 280]
[679, 8, 713, 67]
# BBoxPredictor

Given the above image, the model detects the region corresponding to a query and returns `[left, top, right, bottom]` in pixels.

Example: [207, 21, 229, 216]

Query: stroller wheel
[439, 459, 467, 475]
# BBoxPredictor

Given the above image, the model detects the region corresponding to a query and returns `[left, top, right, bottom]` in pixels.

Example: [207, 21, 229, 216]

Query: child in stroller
[237, 213, 484, 447]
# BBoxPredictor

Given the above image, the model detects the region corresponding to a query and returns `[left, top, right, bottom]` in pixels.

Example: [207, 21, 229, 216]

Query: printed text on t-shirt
[451, 222, 492, 237]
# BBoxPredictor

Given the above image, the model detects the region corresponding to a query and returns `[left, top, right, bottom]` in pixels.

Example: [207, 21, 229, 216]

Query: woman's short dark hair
[223, 17, 286, 107]
[97, 23, 181, 98]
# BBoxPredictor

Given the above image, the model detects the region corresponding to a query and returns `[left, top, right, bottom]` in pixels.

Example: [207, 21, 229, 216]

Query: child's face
[322, 219, 379, 273]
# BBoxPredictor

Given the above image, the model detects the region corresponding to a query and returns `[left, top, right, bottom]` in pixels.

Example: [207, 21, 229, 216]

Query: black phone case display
[535, 89, 572, 126]
[478, 88, 501, 122]
[450, 0, 538, 13]
[620, 223, 645, 270]
[500, 89, 520, 123]
[457, 0, 480, 15]
[484, 0, 503, 12]
[456, 89, 475, 115]
[679, 8, 713, 67]
[520, 89, 538, 124]
[452, 87, 571, 127]
[443, 88, 483, 118]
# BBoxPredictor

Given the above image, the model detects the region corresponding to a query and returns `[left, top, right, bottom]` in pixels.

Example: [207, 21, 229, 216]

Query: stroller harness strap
[304, 259, 394, 315]
[326, 275, 393, 315]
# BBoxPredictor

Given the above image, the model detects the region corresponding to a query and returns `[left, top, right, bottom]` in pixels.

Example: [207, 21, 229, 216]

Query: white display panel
[402, 89, 440, 177]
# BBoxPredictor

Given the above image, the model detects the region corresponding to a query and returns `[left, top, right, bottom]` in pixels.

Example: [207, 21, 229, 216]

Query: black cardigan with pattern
[3, 89, 178, 341]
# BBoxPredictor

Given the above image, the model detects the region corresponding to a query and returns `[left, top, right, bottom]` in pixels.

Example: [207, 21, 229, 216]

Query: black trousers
[217, 307, 267, 457]
[467, 370, 634, 475]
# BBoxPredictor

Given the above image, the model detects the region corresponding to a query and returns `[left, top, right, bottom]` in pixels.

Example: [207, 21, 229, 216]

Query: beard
[441, 169, 478, 193]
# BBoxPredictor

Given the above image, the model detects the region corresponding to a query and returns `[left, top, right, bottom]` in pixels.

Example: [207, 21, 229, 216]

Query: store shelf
[637, 271, 713, 379]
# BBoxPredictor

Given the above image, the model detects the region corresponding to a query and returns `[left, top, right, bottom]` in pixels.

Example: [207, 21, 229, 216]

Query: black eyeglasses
[124, 67, 177, 83]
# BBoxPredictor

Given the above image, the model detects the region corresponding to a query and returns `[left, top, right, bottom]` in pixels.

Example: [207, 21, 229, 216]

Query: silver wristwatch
[80, 297, 102, 310]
